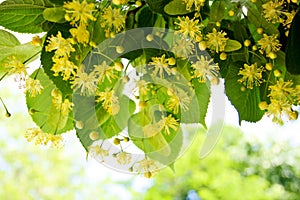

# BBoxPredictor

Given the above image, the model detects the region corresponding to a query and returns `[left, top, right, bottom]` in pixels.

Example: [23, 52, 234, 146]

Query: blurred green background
[1, 77, 300, 200]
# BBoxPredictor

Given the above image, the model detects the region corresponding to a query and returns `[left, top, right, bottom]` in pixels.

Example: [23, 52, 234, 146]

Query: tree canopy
[0, 0, 299, 176]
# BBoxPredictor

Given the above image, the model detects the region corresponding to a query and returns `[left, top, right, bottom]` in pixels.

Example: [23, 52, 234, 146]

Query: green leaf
[0, 29, 20, 46]
[73, 95, 104, 151]
[74, 94, 135, 151]
[0, 0, 53, 33]
[0, 30, 42, 72]
[147, 0, 171, 14]
[246, 2, 279, 36]
[43, 7, 66, 23]
[100, 95, 136, 138]
[224, 39, 242, 52]
[136, 6, 157, 28]
[164, 0, 193, 15]
[286, 9, 300, 75]
[210, 0, 226, 22]
[225, 63, 264, 123]
[285, 72, 300, 85]
[190, 80, 210, 128]
[26, 68, 74, 134]
[128, 112, 183, 166]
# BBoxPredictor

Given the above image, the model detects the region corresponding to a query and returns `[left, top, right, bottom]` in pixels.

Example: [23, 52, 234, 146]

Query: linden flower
[101, 7, 126, 36]
[167, 88, 191, 114]
[143, 120, 164, 138]
[70, 25, 90, 44]
[134, 158, 158, 173]
[61, 99, 74, 115]
[183, 0, 205, 11]
[191, 55, 219, 83]
[30, 36, 42, 46]
[161, 115, 179, 135]
[64, 0, 96, 26]
[51, 56, 78, 80]
[45, 32, 75, 57]
[282, 10, 297, 29]
[171, 37, 194, 58]
[266, 99, 293, 125]
[150, 54, 174, 78]
[47, 134, 64, 148]
[257, 34, 281, 55]
[51, 88, 63, 110]
[238, 63, 264, 89]
[93, 61, 117, 83]
[136, 80, 150, 96]
[96, 89, 120, 115]
[89, 145, 109, 161]
[206, 28, 228, 53]
[262, 0, 284, 24]
[116, 152, 132, 165]
[268, 78, 295, 100]
[25, 127, 63, 147]
[71, 65, 98, 96]
[3, 56, 27, 76]
[175, 16, 201, 41]
[25, 78, 43, 97]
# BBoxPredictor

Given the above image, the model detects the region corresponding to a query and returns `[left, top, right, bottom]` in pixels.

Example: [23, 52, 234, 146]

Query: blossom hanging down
[262, 0, 284, 24]
[96, 89, 120, 115]
[149, 54, 175, 78]
[238, 63, 264, 89]
[175, 16, 201, 41]
[261, 79, 298, 124]
[64, 0, 96, 26]
[25, 77, 43, 97]
[71, 65, 98, 96]
[191, 55, 219, 83]
[206, 28, 228, 53]
[257, 34, 281, 56]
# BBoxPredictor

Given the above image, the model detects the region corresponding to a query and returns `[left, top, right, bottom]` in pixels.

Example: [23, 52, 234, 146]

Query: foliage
[0, 0, 300, 175]
[0, 89, 125, 200]
[141, 126, 300, 200]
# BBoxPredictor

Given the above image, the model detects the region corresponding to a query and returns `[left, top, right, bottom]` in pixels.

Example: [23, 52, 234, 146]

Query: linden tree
[0, 0, 300, 177]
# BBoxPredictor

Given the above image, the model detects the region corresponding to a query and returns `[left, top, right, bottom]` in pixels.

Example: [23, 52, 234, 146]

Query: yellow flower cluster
[133, 158, 159, 178]
[143, 114, 179, 137]
[183, 0, 206, 11]
[25, 127, 63, 147]
[260, 79, 299, 124]
[25, 77, 43, 97]
[171, 36, 194, 58]
[71, 65, 98, 96]
[89, 145, 109, 162]
[167, 87, 191, 114]
[149, 54, 175, 78]
[116, 151, 132, 165]
[51, 88, 73, 116]
[205, 28, 228, 53]
[45, 32, 77, 80]
[262, 0, 284, 24]
[101, 6, 126, 38]
[64, 0, 96, 44]
[96, 89, 120, 115]
[238, 63, 264, 89]
[257, 34, 281, 58]
[175, 16, 201, 41]
[3, 56, 27, 77]
[93, 61, 117, 83]
[191, 55, 220, 83]
[262, 0, 297, 35]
